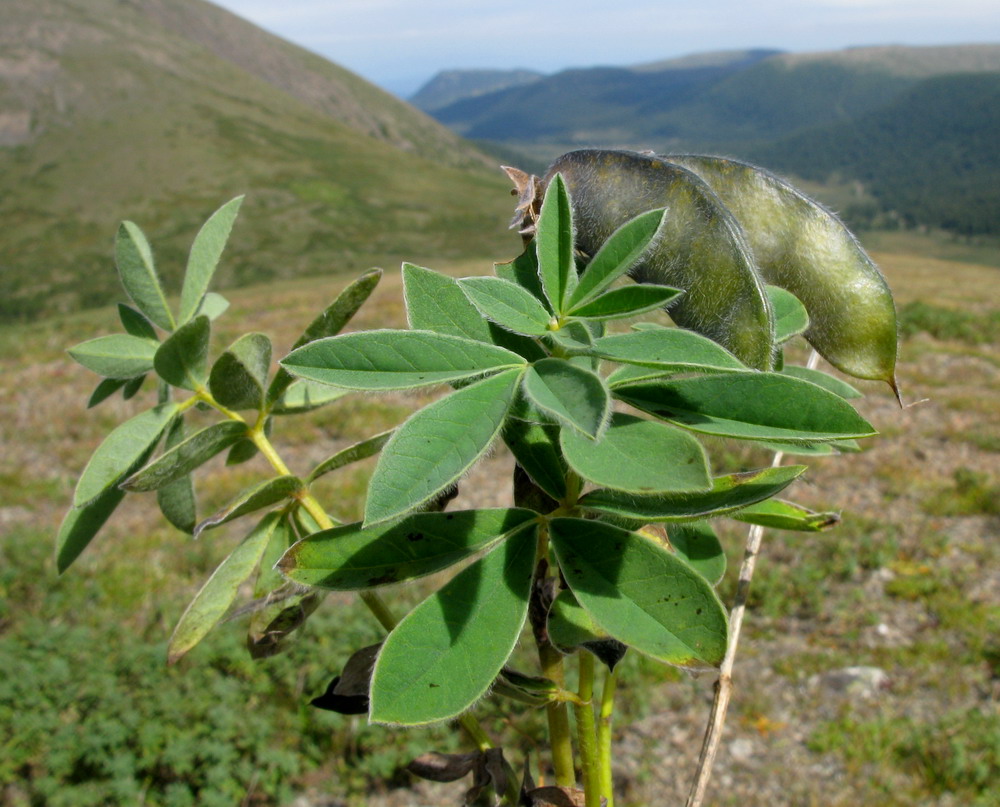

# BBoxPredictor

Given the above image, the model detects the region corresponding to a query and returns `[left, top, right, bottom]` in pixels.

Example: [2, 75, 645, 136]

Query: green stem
[597, 666, 619, 806]
[575, 653, 600, 807]
[535, 523, 576, 787]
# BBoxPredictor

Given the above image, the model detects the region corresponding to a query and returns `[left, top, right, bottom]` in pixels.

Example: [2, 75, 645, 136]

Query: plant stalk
[597, 666, 619, 806]
[574, 652, 601, 807]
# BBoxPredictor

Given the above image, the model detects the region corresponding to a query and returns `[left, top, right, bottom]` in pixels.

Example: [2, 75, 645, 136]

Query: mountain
[411, 69, 544, 112]
[425, 44, 1000, 156]
[0, 0, 520, 322]
[750, 72, 1000, 236]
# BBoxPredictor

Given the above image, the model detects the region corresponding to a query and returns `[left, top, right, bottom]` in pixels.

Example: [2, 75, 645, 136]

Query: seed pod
[665, 155, 898, 394]
[540, 149, 776, 370]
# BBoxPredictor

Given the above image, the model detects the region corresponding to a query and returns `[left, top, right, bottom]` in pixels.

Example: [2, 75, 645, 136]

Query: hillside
[752, 72, 1000, 235]
[0, 0, 520, 322]
[410, 68, 543, 112]
[424, 44, 1000, 154]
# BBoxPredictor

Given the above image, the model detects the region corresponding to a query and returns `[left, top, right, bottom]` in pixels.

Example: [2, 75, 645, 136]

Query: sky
[211, 0, 1000, 97]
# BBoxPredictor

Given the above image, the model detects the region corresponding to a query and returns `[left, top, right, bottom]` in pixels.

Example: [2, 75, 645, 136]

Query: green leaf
[457, 276, 553, 336]
[535, 174, 576, 312]
[167, 509, 280, 664]
[596, 329, 748, 377]
[547, 590, 610, 650]
[116, 220, 175, 331]
[154, 316, 210, 391]
[267, 269, 382, 403]
[122, 374, 145, 400]
[247, 514, 317, 659]
[731, 499, 841, 531]
[768, 285, 810, 344]
[279, 508, 537, 589]
[306, 429, 393, 483]
[179, 196, 244, 324]
[195, 475, 304, 537]
[56, 438, 158, 573]
[369, 527, 536, 725]
[403, 264, 493, 342]
[156, 417, 197, 534]
[364, 369, 521, 525]
[495, 245, 546, 305]
[560, 413, 711, 494]
[270, 379, 348, 414]
[665, 522, 726, 584]
[568, 208, 667, 307]
[282, 330, 525, 391]
[87, 377, 128, 408]
[756, 440, 836, 457]
[502, 420, 567, 501]
[67, 334, 158, 379]
[568, 285, 680, 321]
[118, 303, 158, 340]
[73, 404, 178, 507]
[782, 365, 862, 399]
[195, 292, 230, 321]
[522, 359, 610, 439]
[617, 373, 877, 443]
[122, 421, 248, 492]
[549, 518, 728, 667]
[209, 332, 272, 410]
[579, 465, 807, 522]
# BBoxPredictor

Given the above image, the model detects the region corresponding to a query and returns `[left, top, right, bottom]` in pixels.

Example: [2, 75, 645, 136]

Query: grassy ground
[1, 243, 997, 806]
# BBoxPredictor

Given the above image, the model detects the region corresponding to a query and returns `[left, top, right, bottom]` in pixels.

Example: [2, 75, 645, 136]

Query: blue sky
[211, 0, 1000, 96]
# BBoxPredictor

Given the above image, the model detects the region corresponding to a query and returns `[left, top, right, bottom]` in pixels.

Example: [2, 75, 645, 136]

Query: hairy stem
[597, 666, 619, 806]
[575, 653, 600, 807]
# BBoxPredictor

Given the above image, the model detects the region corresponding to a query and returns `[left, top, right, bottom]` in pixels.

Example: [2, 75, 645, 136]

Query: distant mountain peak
[410, 69, 545, 111]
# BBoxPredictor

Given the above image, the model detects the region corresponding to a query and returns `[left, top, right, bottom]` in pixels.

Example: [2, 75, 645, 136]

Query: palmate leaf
[502, 420, 567, 501]
[178, 196, 244, 324]
[195, 475, 304, 537]
[167, 510, 282, 664]
[121, 421, 248, 492]
[156, 417, 197, 534]
[282, 330, 525, 391]
[208, 332, 272, 410]
[306, 429, 393, 483]
[535, 173, 577, 312]
[495, 245, 546, 305]
[596, 329, 748, 377]
[782, 365, 862, 399]
[154, 316, 210, 391]
[560, 413, 712, 494]
[404, 263, 494, 342]
[549, 518, 728, 668]
[73, 403, 178, 507]
[579, 465, 807, 523]
[268, 268, 383, 403]
[567, 208, 666, 308]
[369, 526, 537, 725]
[768, 285, 810, 344]
[457, 276, 553, 336]
[364, 369, 522, 525]
[522, 359, 610, 439]
[279, 508, 537, 590]
[567, 284, 680, 321]
[57, 439, 160, 573]
[67, 334, 158, 379]
[87, 378, 128, 408]
[731, 499, 841, 531]
[118, 303, 158, 340]
[617, 373, 876, 443]
[116, 220, 175, 331]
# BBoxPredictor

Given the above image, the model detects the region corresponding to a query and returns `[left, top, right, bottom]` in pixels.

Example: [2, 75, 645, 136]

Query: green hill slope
[0, 0, 519, 322]
[751, 72, 1000, 235]
[428, 44, 1000, 154]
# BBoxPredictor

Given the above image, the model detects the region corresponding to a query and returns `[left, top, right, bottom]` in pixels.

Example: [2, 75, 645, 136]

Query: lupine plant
[59, 149, 898, 807]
